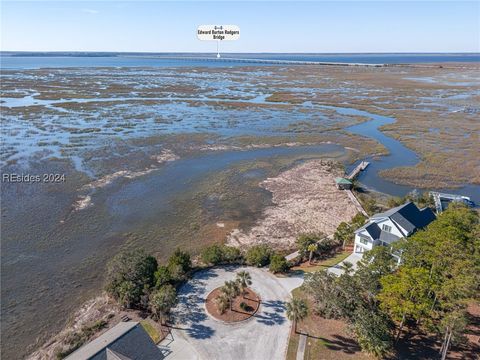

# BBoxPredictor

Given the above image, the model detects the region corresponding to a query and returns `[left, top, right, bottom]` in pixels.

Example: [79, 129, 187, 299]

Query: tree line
[104, 241, 292, 322]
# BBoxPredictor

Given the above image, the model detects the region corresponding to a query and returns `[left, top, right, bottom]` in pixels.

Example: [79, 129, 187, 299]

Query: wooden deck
[346, 161, 370, 180]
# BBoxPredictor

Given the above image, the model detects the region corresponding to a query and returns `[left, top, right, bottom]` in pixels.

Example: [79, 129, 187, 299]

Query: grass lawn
[140, 320, 163, 344]
[291, 251, 351, 274]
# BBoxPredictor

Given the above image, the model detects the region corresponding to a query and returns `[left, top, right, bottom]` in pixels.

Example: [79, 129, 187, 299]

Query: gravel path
[160, 266, 303, 360]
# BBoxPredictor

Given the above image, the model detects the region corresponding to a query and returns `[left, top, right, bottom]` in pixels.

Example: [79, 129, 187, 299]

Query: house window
[359, 236, 369, 245]
[382, 224, 392, 233]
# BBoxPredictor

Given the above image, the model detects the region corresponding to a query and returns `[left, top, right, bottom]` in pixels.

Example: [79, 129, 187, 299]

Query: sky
[1, 1, 479, 53]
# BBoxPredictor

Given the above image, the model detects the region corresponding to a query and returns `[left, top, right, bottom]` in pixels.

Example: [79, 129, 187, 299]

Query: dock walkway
[346, 161, 369, 180]
[346, 190, 369, 217]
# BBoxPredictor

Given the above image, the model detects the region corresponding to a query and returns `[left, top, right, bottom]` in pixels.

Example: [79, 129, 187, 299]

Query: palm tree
[215, 293, 229, 314]
[149, 285, 177, 325]
[307, 243, 318, 264]
[286, 298, 308, 334]
[221, 280, 240, 311]
[236, 271, 252, 297]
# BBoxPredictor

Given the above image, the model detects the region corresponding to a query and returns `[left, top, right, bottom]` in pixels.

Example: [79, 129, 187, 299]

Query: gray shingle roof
[391, 211, 416, 234]
[364, 222, 381, 239]
[371, 202, 412, 220]
[372, 202, 435, 234]
[356, 202, 435, 240]
[378, 230, 401, 244]
[66, 322, 164, 360]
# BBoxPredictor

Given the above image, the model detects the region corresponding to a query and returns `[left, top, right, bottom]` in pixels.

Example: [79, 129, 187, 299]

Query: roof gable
[106, 349, 132, 360]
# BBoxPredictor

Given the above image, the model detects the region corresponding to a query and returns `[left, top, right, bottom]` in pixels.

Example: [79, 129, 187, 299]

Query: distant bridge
[134, 55, 386, 67]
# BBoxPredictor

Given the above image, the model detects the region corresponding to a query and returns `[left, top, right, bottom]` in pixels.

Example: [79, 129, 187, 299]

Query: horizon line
[2, 51, 480, 55]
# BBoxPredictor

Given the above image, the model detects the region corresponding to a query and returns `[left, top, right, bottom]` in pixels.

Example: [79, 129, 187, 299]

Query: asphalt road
[160, 266, 303, 360]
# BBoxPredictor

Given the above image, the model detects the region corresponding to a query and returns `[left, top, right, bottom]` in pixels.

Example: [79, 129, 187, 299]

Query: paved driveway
[328, 253, 363, 276]
[159, 266, 303, 360]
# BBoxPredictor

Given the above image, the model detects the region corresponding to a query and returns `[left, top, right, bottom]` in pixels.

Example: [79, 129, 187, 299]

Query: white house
[354, 202, 436, 258]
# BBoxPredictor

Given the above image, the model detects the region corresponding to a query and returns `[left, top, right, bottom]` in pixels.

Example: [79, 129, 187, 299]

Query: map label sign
[197, 25, 240, 41]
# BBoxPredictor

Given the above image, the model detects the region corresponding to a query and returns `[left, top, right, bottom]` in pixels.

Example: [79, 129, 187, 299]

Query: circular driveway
[160, 266, 303, 360]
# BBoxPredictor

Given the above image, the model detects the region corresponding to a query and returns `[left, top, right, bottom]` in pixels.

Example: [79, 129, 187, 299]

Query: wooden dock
[346, 161, 370, 180]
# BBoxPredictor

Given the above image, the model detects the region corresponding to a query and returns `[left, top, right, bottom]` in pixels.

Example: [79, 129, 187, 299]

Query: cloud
[81, 8, 99, 15]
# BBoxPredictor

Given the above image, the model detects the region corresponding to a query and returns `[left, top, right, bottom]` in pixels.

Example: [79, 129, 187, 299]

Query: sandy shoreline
[228, 159, 358, 249]
[27, 295, 116, 360]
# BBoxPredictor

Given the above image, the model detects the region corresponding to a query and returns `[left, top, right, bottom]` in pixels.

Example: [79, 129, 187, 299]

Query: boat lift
[430, 191, 474, 213]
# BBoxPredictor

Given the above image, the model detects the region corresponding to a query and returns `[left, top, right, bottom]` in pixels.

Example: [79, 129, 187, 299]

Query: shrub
[387, 191, 434, 210]
[245, 244, 273, 267]
[149, 284, 177, 323]
[239, 302, 254, 312]
[154, 265, 172, 288]
[317, 238, 337, 254]
[387, 196, 404, 208]
[200, 244, 242, 265]
[269, 254, 289, 273]
[359, 196, 379, 216]
[105, 249, 158, 308]
[222, 246, 242, 263]
[55, 320, 108, 359]
[236, 271, 252, 295]
[215, 293, 229, 314]
[167, 249, 191, 281]
[168, 263, 188, 282]
[351, 213, 367, 228]
[201, 244, 224, 265]
[296, 233, 324, 259]
[168, 248, 191, 273]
